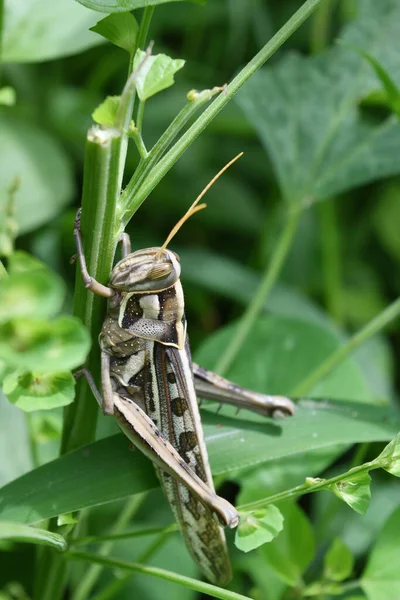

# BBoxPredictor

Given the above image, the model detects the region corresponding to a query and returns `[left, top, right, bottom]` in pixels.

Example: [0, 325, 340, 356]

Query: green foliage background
[0, 0, 400, 599]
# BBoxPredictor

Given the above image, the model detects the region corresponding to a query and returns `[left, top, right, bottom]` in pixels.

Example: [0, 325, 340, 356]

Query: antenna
[156, 152, 243, 258]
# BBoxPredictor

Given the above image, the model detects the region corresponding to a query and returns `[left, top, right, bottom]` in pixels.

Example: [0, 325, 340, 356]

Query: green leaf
[374, 183, 400, 263]
[76, 0, 204, 13]
[0, 317, 91, 372]
[0, 270, 65, 323]
[236, 1, 400, 206]
[331, 472, 371, 515]
[133, 49, 185, 101]
[376, 433, 400, 477]
[7, 251, 48, 275]
[92, 95, 121, 126]
[346, 45, 400, 118]
[0, 521, 66, 551]
[303, 581, 344, 597]
[3, 371, 75, 412]
[0, 391, 32, 487]
[235, 505, 283, 552]
[0, 115, 73, 235]
[195, 314, 371, 402]
[324, 537, 354, 582]
[90, 12, 138, 53]
[0, 86, 16, 106]
[362, 506, 400, 600]
[260, 502, 315, 586]
[3, 0, 104, 63]
[0, 398, 398, 525]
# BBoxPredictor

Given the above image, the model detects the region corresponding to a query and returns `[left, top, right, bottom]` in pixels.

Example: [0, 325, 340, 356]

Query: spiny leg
[74, 367, 238, 529]
[73, 208, 114, 298]
[193, 363, 295, 418]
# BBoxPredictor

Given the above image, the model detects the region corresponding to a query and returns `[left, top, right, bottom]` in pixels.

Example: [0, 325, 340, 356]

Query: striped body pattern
[99, 252, 232, 584]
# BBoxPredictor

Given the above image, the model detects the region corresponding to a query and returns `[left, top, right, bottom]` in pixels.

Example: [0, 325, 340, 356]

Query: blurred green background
[1, 0, 400, 598]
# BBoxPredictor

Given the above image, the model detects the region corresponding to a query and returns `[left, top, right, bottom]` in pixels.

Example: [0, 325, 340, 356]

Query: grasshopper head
[110, 247, 181, 292]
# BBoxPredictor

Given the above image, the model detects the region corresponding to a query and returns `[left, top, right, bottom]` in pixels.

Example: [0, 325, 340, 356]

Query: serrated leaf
[0, 270, 65, 323]
[0, 86, 16, 106]
[260, 502, 315, 586]
[235, 505, 283, 553]
[92, 95, 121, 126]
[362, 505, 400, 600]
[376, 433, 400, 477]
[0, 521, 66, 551]
[0, 317, 90, 372]
[76, 0, 204, 13]
[90, 12, 138, 53]
[236, 1, 400, 207]
[324, 537, 354, 582]
[3, 371, 75, 412]
[133, 50, 185, 101]
[331, 472, 371, 515]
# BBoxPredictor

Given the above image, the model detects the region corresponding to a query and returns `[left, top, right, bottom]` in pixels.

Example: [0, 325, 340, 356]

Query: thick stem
[215, 210, 300, 375]
[292, 296, 400, 396]
[120, 0, 329, 218]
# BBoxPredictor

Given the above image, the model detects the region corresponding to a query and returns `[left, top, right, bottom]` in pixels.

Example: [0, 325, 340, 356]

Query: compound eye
[147, 262, 173, 280]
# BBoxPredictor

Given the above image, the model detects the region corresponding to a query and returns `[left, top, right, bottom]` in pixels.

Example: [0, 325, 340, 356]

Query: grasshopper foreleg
[193, 363, 295, 418]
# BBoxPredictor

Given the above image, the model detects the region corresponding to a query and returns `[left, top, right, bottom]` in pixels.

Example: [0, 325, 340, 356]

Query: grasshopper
[74, 155, 295, 585]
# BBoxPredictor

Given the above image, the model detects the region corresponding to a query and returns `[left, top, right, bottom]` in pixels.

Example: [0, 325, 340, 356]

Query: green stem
[120, 0, 328, 219]
[239, 454, 384, 513]
[68, 552, 252, 600]
[292, 296, 400, 396]
[118, 87, 225, 227]
[215, 210, 300, 375]
[71, 523, 178, 547]
[136, 99, 146, 132]
[310, 0, 336, 55]
[318, 201, 342, 323]
[91, 525, 176, 600]
[71, 493, 146, 600]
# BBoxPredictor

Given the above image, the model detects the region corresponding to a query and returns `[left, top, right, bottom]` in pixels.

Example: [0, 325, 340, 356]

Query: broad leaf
[331, 472, 371, 515]
[92, 95, 121, 126]
[0, 270, 65, 323]
[236, 0, 400, 206]
[0, 115, 73, 234]
[0, 400, 397, 525]
[235, 505, 283, 552]
[76, 0, 204, 13]
[0, 391, 32, 487]
[3, 371, 75, 412]
[0, 317, 90, 372]
[133, 50, 185, 101]
[362, 506, 400, 600]
[376, 433, 400, 477]
[324, 537, 354, 582]
[260, 502, 315, 587]
[3, 0, 104, 63]
[90, 12, 138, 53]
[0, 521, 66, 551]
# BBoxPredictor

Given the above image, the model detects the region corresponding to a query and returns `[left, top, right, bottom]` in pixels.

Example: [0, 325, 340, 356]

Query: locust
[74, 155, 295, 585]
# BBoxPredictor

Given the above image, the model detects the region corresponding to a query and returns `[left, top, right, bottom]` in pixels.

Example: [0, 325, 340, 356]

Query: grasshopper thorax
[110, 247, 181, 293]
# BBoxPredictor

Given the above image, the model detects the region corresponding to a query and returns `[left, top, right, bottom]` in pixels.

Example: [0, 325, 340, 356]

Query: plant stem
[310, 0, 336, 55]
[215, 210, 300, 375]
[71, 493, 146, 600]
[118, 87, 225, 226]
[239, 453, 384, 513]
[136, 99, 146, 132]
[292, 296, 400, 396]
[68, 551, 253, 600]
[120, 0, 329, 219]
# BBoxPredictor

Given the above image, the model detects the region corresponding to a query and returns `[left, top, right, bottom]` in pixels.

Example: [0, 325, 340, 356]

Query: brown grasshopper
[74, 156, 295, 585]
